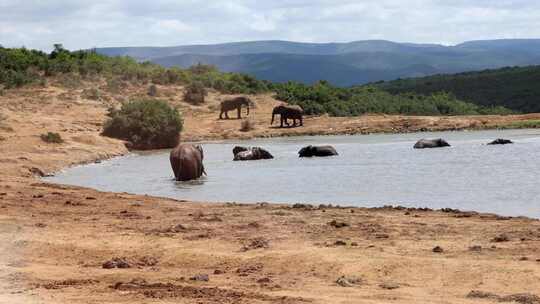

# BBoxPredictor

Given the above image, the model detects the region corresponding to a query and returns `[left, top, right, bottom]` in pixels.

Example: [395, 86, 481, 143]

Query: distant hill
[96, 39, 540, 86]
[374, 65, 540, 113]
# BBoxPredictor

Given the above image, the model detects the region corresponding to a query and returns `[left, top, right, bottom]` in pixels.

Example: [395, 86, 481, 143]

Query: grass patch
[40, 132, 63, 143]
[496, 120, 540, 129]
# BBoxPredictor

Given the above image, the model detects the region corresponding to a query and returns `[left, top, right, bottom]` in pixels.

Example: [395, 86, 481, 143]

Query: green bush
[184, 81, 206, 105]
[102, 99, 183, 150]
[273, 81, 513, 117]
[40, 132, 63, 143]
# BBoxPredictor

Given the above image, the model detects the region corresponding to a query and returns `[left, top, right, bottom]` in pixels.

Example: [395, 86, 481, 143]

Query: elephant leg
[299, 116, 303, 126]
[219, 111, 224, 120]
[225, 111, 230, 119]
[237, 106, 241, 119]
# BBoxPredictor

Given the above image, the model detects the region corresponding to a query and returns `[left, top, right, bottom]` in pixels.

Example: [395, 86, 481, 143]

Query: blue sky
[1, 0, 539, 51]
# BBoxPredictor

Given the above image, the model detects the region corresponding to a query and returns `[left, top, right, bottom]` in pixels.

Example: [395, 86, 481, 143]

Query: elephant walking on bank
[271, 104, 303, 128]
[170, 144, 206, 181]
[219, 96, 251, 119]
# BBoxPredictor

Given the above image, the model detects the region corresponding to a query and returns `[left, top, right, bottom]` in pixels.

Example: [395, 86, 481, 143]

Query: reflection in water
[46, 129, 540, 218]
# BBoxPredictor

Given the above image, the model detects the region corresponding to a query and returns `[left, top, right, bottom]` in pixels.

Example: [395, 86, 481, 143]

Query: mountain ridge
[95, 39, 540, 86]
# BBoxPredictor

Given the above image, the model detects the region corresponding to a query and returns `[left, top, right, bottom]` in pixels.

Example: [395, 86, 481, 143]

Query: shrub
[184, 81, 206, 105]
[240, 119, 255, 132]
[148, 84, 158, 97]
[81, 88, 101, 100]
[102, 99, 183, 150]
[40, 132, 63, 143]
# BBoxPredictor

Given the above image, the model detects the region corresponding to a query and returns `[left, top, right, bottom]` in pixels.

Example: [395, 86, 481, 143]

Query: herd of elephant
[169, 137, 513, 181]
[219, 96, 303, 128]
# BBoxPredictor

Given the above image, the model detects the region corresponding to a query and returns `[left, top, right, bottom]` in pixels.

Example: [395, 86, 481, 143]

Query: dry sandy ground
[1, 82, 540, 303]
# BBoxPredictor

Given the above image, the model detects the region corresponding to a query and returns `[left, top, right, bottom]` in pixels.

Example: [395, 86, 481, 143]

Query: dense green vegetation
[274, 81, 512, 116]
[0, 45, 270, 94]
[375, 66, 540, 113]
[102, 99, 183, 150]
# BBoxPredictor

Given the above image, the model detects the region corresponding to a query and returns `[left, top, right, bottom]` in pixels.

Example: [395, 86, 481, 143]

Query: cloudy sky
[1, 0, 539, 51]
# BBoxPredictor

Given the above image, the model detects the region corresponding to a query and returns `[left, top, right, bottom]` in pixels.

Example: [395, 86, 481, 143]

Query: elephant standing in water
[271, 104, 303, 127]
[219, 96, 251, 119]
[170, 144, 206, 181]
[232, 146, 273, 161]
[413, 138, 451, 149]
[298, 145, 338, 157]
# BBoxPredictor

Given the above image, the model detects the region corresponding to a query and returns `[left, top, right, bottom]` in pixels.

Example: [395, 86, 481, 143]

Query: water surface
[46, 129, 540, 218]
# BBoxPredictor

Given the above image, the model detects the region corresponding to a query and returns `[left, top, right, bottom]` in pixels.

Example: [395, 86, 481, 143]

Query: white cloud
[0, 0, 539, 51]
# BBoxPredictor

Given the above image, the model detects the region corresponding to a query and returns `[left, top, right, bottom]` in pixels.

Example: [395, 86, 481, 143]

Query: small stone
[190, 274, 209, 282]
[329, 220, 349, 228]
[336, 276, 361, 287]
[519, 257, 529, 261]
[380, 282, 400, 290]
[102, 260, 117, 269]
[491, 234, 510, 242]
[433, 246, 444, 253]
[334, 240, 347, 246]
[257, 277, 271, 283]
[469, 245, 482, 252]
[213, 269, 224, 275]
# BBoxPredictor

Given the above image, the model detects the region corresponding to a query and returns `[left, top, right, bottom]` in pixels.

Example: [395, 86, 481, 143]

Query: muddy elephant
[232, 146, 249, 156]
[220, 96, 251, 119]
[271, 104, 303, 127]
[487, 138, 513, 145]
[170, 144, 206, 181]
[298, 145, 338, 157]
[413, 138, 451, 149]
[233, 146, 274, 161]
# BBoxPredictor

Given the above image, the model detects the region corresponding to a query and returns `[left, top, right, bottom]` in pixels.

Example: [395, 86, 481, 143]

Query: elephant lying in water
[487, 138, 513, 145]
[170, 144, 206, 181]
[298, 145, 338, 157]
[232, 146, 273, 161]
[413, 138, 451, 149]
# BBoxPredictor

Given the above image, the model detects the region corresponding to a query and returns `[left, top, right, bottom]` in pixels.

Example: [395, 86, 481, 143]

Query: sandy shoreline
[1, 83, 540, 303]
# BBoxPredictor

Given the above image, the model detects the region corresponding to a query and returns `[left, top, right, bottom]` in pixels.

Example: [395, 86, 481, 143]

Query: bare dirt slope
[1, 82, 540, 303]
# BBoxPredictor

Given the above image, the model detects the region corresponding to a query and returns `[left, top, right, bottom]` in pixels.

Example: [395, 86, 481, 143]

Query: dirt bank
[1, 82, 540, 303]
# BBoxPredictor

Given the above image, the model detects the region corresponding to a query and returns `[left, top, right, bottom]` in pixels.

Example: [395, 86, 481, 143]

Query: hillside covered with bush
[0, 44, 269, 94]
[375, 66, 540, 113]
[0, 45, 520, 117]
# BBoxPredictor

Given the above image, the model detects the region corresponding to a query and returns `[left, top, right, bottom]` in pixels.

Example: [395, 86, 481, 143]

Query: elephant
[233, 146, 274, 161]
[232, 146, 249, 156]
[170, 144, 206, 181]
[298, 145, 338, 157]
[487, 138, 513, 145]
[413, 138, 451, 149]
[219, 96, 251, 119]
[271, 104, 303, 127]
